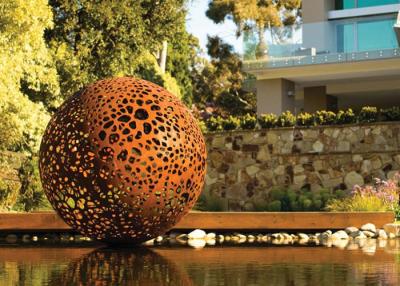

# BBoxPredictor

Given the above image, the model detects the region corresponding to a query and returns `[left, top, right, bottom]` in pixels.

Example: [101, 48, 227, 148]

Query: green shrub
[276, 111, 296, 127]
[264, 187, 347, 212]
[269, 188, 286, 201]
[197, 120, 207, 133]
[194, 192, 227, 211]
[381, 106, 400, 122]
[336, 108, 356, 124]
[240, 113, 257, 130]
[203, 106, 400, 133]
[296, 112, 314, 126]
[258, 113, 277, 129]
[14, 157, 51, 212]
[267, 200, 282, 211]
[394, 205, 400, 221]
[314, 110, 336, 125]
[222, 116, 241, 131]
[205, 116, 223, 131]
[358, 106, 378, 123]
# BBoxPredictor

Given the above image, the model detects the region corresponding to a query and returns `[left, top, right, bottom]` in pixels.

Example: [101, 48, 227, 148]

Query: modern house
[244, 0, 400, 114]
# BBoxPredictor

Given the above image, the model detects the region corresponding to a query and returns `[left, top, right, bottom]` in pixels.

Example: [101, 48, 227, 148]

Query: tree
[46, 0, 188, 99]
[0, 0, 59, 152]
[206, 0, 301, 58]
[166, 29, 199, 106]
[191, 36, 256, 116]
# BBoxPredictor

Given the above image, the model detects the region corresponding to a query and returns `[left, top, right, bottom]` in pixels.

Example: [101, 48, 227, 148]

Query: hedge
[202, 106, 400, 132]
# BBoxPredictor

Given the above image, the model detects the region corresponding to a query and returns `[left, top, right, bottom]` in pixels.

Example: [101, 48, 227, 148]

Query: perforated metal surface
[39, 77, 207, 244]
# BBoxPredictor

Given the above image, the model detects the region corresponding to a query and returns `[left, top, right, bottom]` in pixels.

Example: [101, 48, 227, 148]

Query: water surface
[1, 242, 400, 285]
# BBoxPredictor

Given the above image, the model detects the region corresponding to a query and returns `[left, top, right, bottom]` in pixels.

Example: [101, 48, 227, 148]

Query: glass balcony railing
[243, 14, 400, 70]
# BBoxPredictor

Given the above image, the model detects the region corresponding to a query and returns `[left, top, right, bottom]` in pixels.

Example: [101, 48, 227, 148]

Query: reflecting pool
[1, 242, 400, 285]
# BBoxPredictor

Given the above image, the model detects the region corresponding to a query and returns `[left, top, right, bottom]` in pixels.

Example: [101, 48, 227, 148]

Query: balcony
[243, 14, 400, 72]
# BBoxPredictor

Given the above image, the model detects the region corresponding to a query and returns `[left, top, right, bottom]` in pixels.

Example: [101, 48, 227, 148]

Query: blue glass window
[337, 17, 398, 52]
[335, 0, 399, 10]
[335, 0, 356, 10]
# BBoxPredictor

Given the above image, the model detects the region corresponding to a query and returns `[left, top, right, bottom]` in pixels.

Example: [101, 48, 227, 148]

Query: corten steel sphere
[39, 77, 207, 244]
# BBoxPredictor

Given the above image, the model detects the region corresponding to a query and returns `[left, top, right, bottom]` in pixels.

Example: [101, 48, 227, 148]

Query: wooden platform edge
[0, 211, 394, 232]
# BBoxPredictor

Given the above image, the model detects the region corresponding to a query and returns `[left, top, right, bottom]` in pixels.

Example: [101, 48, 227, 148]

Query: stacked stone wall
[205, 122, 400, 210]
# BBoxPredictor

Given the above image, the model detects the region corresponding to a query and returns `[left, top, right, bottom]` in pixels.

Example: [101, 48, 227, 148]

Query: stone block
[344, 171, 364, 188]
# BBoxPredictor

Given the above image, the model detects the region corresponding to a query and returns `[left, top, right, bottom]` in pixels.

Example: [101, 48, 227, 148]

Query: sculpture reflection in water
[49, 247, 193, 286]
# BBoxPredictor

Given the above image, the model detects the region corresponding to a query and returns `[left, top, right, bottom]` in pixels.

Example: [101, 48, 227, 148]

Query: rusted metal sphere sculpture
[39, 77, 207, 244]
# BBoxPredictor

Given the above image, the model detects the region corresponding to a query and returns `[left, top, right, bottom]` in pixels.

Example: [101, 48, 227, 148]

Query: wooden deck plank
[0, 211, 394, 232]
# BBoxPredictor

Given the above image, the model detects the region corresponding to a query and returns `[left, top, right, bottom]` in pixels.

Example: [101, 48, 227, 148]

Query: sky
[186, 0, 243, 55]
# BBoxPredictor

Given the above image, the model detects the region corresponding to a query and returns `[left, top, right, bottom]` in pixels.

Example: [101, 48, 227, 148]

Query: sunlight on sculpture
[39, 77, 207, 244]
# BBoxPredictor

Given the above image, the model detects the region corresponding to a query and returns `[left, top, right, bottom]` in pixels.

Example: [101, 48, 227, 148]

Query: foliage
[205, 116, 223, 132]
[0, 0, 57, 152]
[222, 116, 241, 131]
[296, 112, 314, 127]
[191, 36, 256, 116]
[358, 106, 378, 123]
[135, 52, 182, 98]
[197, 120, 208, 134]
[326, 176, 400, 212]
[14, 157, 51, 212]
[166, 28, 199, 105]
[258, 113, 278, 129]
[240, 114, 257, 130]
[395, 205, 400, 221]
[201, 105, 400, 132]
[254, 187, 347, 212]
[327, 196, 387, 212]
[206, 0, 302, 59]
[381, 106, 400, 122]
[314, 110, 336, 125]
[336, 108, 356, 124]
[276, 111, 296, 127]
[46, 0, 187, 100]
[0, 178, 20, 211]
[194, 192, 227, 211]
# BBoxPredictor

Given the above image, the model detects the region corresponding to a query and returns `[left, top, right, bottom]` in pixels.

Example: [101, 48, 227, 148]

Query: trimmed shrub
[381, 106, 400, 122]
[314, 110, 336, 125]
[240, 113, 257, 130]
[358, 106, 378, 123]
[197, 120, 207, 133]
[205, 116, 223, 131]
[336, 108, 356, 124]
[258, 113, 277, 129]
[221, 116, 240, 131]
[194, 192, 227, 211]
[203, 106, 398, 132]
[276, 111, 296, 127]
[296, 112, 314, 126]
[264, 187, 347, 212]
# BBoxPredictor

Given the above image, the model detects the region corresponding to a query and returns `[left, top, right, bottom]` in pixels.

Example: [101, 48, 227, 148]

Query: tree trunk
[255, 24, 268, 60]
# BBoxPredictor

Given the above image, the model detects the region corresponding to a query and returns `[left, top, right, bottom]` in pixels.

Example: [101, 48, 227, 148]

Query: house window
[336, 17, 398, 52]
[335, 0, 399, 10]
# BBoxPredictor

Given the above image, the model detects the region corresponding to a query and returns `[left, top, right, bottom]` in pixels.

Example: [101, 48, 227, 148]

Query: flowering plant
[327, 174, 400, 212]
[352, 175, 400, 211]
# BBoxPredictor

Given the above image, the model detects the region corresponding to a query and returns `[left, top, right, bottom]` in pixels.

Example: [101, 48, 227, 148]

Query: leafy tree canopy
[191, 36, 256, 116]
[0, 0, 58, 152]
[46, 0, 188, 99]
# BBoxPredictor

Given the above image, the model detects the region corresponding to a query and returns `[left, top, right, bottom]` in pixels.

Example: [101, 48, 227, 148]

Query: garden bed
[0, 211, 394, 232]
